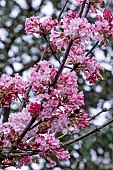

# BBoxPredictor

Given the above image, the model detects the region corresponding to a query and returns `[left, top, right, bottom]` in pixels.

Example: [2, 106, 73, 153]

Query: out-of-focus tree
[0, 0, 113, 170]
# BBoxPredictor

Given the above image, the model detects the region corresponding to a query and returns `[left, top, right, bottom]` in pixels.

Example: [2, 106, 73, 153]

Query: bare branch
[79, 0, 87, 18]
[52, 40, 73, 86]
[62, 118, 113, 147]
[10, 118, 36, 151]
[57, 0, 69, 22]
[85, 41, 99, 57]
[84, 1, 91, 17]
[89, 108, 113, 121]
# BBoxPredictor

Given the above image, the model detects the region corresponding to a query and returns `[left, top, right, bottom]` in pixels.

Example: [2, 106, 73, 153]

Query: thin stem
[8, 149, 41, 157]
[62, 118, 113, 147]
[29, 120, 42, 130]
[89, 108, 107, 121]
[85, 41, 99, 57]
[10, 118, 36, 151]
[84, 1, 91, 17]
[89, 108, 113, 121]
[57, 0, 69, 22]
[43, 35, 61, 64]
[40, 41, 50, 61]
[52, 40, 73, 86]
[79, 0, 87, 18]
[15, 92, 22, 103]
[19, 84, 32, 112]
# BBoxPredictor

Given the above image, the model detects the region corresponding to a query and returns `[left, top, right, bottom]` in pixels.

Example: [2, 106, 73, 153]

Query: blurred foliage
[0, 0, 113, 169]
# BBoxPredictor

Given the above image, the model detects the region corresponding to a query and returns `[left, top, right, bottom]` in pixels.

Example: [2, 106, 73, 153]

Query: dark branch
[10, 118, 36, 151]
[79, 0, 87, 18]
[62, 118, 113, 147]
[52, 40, 73, 86]
[85, 41, 99, 57]
[84, 1, 91, 17]
[57, 0, 69, 22]
[89, 108, 113, 121]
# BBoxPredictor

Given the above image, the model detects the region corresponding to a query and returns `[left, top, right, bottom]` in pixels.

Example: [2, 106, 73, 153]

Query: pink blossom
[91, 9, 113, 45]
[30, 61, 57, 94]
[8, 108, 37, 140]
[54, 148, 70, 161]
[103, 9, 113, 22]
[31, 135, 70, 166]
[28, 102, 40, 118]
[50, 12, 92, 51]
[16, 156, 32, 168]
[25, 16, 57, 36]
[74, 0, 105, 12]
[82, 57, 101, 83]
[70, 109, 89, 130]
[0, 74, 29, 107]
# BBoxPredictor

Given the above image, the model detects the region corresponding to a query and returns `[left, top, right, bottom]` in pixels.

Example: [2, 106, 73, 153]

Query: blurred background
[0, 0, 113, 169]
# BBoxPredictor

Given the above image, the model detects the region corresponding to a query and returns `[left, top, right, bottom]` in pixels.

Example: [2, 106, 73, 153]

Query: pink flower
[54, 148, 70, 161]
[32, 134, 70, 167]
[50, 12, 92, 51]
[74, 0, 105, 12]
[103, 9, 113, 22]
[25, 16, 57, 36]
[82, 57, 102, 83]
[8, 108, 37, 140]
[0, 74, 29, 107]
[28, 102, 40, 118]
[91, 9, 113, 45]
[30, 61, 57, 94]
[16, 156, 32, 168]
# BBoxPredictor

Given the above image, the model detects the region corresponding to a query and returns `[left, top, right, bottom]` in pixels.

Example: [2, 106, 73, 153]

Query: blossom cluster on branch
[0, 0, 113, 169]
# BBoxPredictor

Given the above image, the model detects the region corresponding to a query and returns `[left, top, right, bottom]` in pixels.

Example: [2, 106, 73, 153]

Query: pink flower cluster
[92, 9, 113, 45]
[29, 134, 70, 167]
[30, 61, 89, 133]
[0, 74, 29, 107]
[82, 56, 101, 83]
[50, 11, 91, 51]
[0, 1, 112, 169]
[25, 16, 57, 36]
[0, 108, 37, 146]
[74, 0, 105, 12]
[67, 48, 101, 83]
[28, 102, 40, 118]
[30, 60, 56, 94]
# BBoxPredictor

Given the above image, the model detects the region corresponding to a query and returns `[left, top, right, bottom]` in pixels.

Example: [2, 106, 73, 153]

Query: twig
[57, 0, 69, 22]
[89, 108, 107, 121]
[52, 40, 73, 86]
[85, 41, 99, 57]
[79, 0, 87, 18]
[8, 149, 41, 157]
[84, 1, 91, 17]
[10, 118, 36, 151]
[15, 92, 22, 103]
[89, 108, 113, 121]
[43, 35, 61, 64]
[29, 120, 42, 130]
[19, 84, 32, 112]
[61, 118, 113, 147]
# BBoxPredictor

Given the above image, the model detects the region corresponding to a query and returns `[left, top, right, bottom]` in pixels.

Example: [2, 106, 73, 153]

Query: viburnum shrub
[0, 0, 113, 169]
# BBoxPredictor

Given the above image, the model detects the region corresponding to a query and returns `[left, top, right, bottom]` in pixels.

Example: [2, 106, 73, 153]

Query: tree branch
[57, 0, 69, 22]
[85, 41, 99, 57]
[10, 118, 36, 151]
[43, 35, 60, 63]
[84, 1, 91, 17]
[52, 40, 73, 86]
[89, 107, 113, 121]
[79, 0, 87, 18]
[62, 118, 113, 147]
